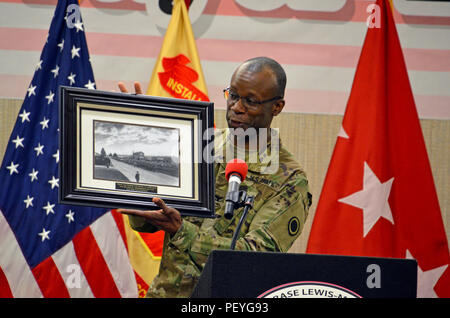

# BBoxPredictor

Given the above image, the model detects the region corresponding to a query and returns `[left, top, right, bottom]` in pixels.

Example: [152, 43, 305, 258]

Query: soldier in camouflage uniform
[118, 57, 312, 298]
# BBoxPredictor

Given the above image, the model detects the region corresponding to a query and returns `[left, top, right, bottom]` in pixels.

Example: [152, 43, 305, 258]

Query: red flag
[306, 0, 449, 298]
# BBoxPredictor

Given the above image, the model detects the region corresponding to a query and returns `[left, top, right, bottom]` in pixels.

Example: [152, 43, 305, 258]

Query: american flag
[0, 0, 138, 297]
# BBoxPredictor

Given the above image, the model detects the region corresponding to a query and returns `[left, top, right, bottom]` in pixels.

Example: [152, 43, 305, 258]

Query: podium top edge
[209, 250, 417, 264]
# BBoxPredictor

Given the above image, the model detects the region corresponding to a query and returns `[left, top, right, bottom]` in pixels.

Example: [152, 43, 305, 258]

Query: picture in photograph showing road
[93, 121, 180, 187]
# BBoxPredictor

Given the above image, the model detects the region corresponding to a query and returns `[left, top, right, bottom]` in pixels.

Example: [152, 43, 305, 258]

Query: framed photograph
[59, 86, 215, 218]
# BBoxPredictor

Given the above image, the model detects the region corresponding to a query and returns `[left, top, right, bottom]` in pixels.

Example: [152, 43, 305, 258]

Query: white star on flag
[40, 117, 50, 130]
[34, 143, 44, 156]
[29, 169, 38, 182]
[18, 109, 31, 123]
[42, 202, 55, 215]
[67, 72, 76, 85]
[58, 39, 64, 51]
[51, 65, 59, 78]
[12, 135, 24, 149]
[27, 84, 36, 97]
[48, 176, 59, 189]
[84, 80, 95, 89]
[35, 60, 43, 71]
[338, 162, 395, 237]
[406, 250, 449, 298]
[66, 210, 75, 223]
[338, 125, 349, 139]
[24, 195, 34, 208]
[45, 91, 55, 104]
[6, 162, 19, 175]
[73, 20, 84, 32]
[52, 150, 59, 163]
[38, 228, 50, 242]
[71, 45, 81, 59]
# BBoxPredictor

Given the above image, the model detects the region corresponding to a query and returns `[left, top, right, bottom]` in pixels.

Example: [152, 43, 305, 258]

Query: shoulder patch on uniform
[288, 216, 300, 236]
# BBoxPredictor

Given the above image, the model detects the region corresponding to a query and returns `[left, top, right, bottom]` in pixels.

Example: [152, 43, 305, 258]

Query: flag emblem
[158, 54, 209, 101]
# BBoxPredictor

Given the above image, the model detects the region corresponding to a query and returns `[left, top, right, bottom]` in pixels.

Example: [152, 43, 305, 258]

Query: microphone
[224, 158, 248, 219]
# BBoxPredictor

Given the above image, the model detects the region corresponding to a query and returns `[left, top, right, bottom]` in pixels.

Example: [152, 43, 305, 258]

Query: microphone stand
[230, 192, 254, 250]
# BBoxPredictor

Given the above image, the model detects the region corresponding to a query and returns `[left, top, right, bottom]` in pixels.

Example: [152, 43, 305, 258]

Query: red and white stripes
[0, 211, 138, 298]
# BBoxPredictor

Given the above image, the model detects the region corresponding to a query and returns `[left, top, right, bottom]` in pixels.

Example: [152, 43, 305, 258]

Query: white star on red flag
[406, 250, 449, 298]
[338, 162, 394, 237]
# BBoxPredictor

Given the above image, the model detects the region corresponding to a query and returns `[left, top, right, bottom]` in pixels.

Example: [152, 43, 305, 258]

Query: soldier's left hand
[117, 81, 143, 95]
[117, 197, 182, 235]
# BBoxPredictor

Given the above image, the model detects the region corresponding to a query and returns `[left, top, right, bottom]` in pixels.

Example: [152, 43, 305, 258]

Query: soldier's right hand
[117, 197, 182, 236]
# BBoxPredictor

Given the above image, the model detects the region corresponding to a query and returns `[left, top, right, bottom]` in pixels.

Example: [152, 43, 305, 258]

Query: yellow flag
[124, 0, 209, 297]
[147, 0, 209, 101]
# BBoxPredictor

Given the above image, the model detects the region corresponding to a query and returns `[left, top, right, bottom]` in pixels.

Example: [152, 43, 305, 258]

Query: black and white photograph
[59, 86, 214, 217]
[93, 121, 180, 187]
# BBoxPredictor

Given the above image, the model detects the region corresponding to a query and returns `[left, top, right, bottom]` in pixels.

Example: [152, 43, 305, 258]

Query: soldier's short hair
[241, 56, 287, 98]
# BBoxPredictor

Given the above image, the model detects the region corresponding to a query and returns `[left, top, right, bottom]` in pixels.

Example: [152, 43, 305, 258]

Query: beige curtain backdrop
[1, 99, 449, 252]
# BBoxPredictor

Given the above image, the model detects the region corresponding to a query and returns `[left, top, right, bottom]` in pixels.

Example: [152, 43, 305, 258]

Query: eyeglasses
[223, 87, 281, 110]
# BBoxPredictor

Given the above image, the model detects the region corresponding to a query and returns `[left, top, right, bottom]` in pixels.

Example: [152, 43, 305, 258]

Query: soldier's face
[226, 66, 284, 132]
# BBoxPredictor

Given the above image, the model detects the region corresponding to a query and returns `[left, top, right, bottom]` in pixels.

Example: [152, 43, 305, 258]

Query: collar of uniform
[214, 128, 281, 175]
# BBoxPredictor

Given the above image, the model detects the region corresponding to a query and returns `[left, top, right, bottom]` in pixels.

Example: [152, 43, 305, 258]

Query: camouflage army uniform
[129, 129, 312, 297]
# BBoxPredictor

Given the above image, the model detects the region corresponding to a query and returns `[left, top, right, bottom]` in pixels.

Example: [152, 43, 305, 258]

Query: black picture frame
[59, 86, 215, 218]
